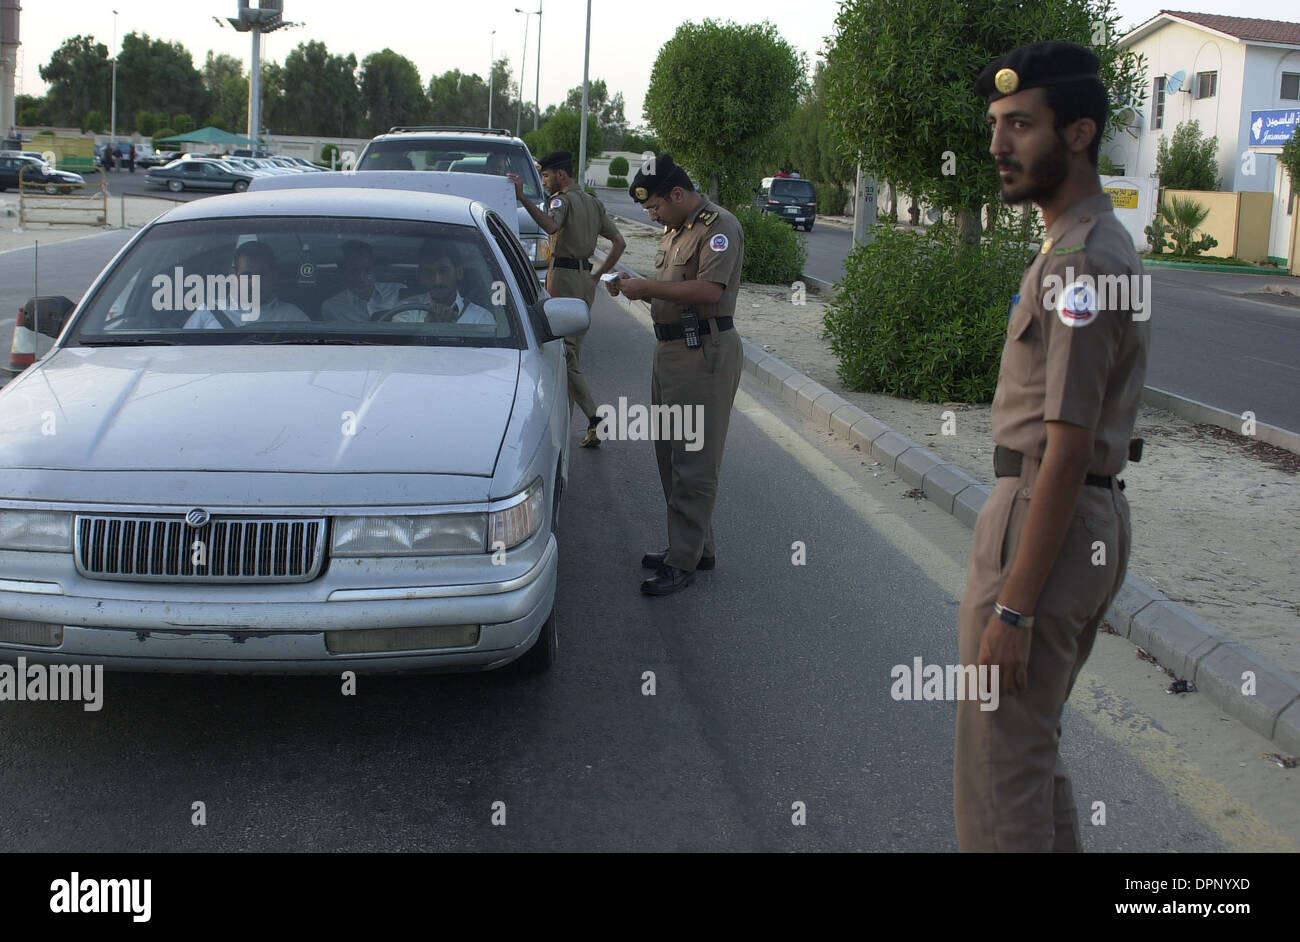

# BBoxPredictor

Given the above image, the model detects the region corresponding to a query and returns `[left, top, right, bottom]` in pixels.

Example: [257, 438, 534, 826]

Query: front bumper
[0, 535, 557, 674]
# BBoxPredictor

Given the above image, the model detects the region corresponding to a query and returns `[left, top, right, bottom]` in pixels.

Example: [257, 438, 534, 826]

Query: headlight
[488, 478, 545, 551]
[525, 238, 551, 264]
[0, 511, 72, 552]
[332, 513, 487, 556]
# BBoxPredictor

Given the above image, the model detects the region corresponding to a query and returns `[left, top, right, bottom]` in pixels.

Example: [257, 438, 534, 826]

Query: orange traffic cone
[8, 305, 37, 372]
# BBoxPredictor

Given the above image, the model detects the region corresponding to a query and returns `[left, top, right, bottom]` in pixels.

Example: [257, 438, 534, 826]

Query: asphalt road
[0, 236, 1246, 850]
[90, 167, 211, 203]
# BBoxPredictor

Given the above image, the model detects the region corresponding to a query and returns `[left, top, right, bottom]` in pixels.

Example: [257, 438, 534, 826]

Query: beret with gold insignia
[976, 41, 1103, 101]
[629, 152, 694, 204]
[538, 150, 573, 172]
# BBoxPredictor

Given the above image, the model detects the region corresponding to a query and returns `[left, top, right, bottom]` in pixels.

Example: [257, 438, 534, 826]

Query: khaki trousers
[954, 455, 1130, 852]
[650, 328, 743, 572]
[548, 266, 599, 422]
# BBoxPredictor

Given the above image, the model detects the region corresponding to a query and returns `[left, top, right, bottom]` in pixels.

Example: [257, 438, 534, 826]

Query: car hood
[0, 345, 521, 476]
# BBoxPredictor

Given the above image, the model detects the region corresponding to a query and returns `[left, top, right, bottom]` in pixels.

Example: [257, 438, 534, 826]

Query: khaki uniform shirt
[650, 199, 744, 325]
[991, 192, 1150, 476]
[547, 182, 619, 261]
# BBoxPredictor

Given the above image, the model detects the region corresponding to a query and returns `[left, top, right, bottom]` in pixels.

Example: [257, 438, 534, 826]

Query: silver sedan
[0, 184, 589, 674]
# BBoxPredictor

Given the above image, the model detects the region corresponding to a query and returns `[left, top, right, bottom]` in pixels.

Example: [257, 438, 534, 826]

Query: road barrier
[18, 177, 109, 228]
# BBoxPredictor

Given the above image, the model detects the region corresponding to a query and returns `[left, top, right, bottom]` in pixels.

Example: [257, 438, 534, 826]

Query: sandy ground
[612, 220, 1300, 678]
[0, 194, 181, 252]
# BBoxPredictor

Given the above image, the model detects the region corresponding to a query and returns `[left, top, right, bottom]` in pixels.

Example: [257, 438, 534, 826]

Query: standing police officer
[511, 151, 626, 447]
[954, 42, 1149, 851]
[605, 154, 745, 596]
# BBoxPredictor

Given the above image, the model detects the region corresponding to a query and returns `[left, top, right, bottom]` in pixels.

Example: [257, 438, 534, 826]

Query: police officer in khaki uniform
[605, 154, 745, 596]
[511, 151, 626, 447]
[954, 42, 1150, 851]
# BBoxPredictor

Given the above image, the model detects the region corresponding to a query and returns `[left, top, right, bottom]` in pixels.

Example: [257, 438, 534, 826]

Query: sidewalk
[0, 194, 181, 254]
[604, 218, 1300, 752]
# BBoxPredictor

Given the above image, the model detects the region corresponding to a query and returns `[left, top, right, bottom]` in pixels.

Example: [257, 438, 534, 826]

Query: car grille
[74, 514, 327, 583]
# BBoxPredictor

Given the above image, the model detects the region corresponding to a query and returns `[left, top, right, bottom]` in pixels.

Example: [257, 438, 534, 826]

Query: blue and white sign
[1249, 109, 1300, 147]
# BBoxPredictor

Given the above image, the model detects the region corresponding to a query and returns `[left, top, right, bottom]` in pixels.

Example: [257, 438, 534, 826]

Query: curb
[1142, 258, 1292, 275]
[1141, 385, 1300, 456]
[602, 252, 1300, 753]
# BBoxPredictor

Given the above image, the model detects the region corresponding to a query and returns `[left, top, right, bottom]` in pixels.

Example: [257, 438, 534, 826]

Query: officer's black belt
[552, 257, 591, 271]
[653, 316, 734, 342]
[994, 445, 1123, 490]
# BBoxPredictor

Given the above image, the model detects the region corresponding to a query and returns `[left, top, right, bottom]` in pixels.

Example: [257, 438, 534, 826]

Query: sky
[11, 0, 1298, 128]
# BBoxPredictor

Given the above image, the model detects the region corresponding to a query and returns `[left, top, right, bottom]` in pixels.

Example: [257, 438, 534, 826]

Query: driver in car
[183, 241, 308, 328]
[321, 240, 406, 322]
[393, 238, 496, 325]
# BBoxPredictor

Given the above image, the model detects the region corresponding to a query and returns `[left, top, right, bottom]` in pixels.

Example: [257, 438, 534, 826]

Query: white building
[1110, 11, 1300, 265]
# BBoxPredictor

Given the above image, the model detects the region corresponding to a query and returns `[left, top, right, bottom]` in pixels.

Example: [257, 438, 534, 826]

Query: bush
[84, 110, 106, 133]
[1155, 196, 1219, 257]
[152, 128, 177, 150]
[608, 155, 629, 176]
[823, 216, 1028, 403]
[1156, 120, 1221, 191]
[735, 205, 806, 285]
[320, 143, 340, 165]
[606, 175, 628, 188]
[817, 181, 849, 216]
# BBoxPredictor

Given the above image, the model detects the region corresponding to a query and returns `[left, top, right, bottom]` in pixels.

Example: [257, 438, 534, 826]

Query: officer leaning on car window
[954, 41, 1149, 852]
[509, 150, 626, 448]
[605, 154, 745, 597]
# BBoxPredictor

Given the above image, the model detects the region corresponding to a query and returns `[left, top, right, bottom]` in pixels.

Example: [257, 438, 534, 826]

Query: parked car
[356, 127, 550, 281]
[137, 149, 178, 169]
[0, 155, 85, 193]
[145, 158, 254, 193]
[0, 179, 587, 674]
[757, 175, 818, 231]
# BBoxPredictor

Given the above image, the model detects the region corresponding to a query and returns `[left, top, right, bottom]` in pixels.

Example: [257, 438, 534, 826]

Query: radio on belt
[681, 311, 701, 348]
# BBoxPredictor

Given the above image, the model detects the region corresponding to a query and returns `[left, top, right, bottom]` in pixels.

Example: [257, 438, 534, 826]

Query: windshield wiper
[77, 338, 185, 346]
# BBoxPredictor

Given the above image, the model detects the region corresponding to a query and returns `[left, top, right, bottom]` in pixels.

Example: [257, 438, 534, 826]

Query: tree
[428, 69, 489, 127]
[260, 62, 289, 135]
[172, 113, 196, 135]
[282, 41, 362, 136]
[564, 78, 628, 150]
[774, 60, 852, 192]
[116, 32, 209, 131]
[38, 36, 112, 127]
[16, 94, 49, 127]
[84, 109, 106, 133]
[135, 110, 158, 137]
[645, 20, 803, 206]
[1281, 134, 1300, 203]
[529, 109, 601, 162]
[825, 0, 1147, 243]
[1155, 120, 1222, 191]
[359, 49, 427, 136]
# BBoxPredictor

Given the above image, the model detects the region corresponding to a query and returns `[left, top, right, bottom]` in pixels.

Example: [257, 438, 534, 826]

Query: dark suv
[758, 176, 818, 231]
[356, 127, 550, 281]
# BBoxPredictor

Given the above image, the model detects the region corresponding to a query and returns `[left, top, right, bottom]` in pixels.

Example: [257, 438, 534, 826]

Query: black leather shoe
[641, 549, 715, 571]
[640, 565, 696, 596]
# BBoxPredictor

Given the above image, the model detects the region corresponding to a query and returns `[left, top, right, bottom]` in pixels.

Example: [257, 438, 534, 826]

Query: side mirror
[23, 296, 77, 339]
[542, 296, 589, 339]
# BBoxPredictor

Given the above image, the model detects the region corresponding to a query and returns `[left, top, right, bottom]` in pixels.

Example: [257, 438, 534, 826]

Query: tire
[804, 220, 814, 232]
[45, 184, 59, 195]
[509, 608, 557, 674]
[233, 180, 248, 193]
[167, 179, 183, 193]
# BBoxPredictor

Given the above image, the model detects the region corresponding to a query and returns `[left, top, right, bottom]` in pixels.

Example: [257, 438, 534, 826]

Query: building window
[1195, 71, 1217, 99]
[1151, 76, 1166, 129]
[1282, 73, 1300, 100]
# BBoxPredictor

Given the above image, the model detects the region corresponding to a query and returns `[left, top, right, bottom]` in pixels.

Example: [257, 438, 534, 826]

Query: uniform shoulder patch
[1056, 280, 1098, 328]
[709, 233, 730, 252]
[549, 197, 564, 210]
[1053, 242, 1086, 255]
[701, 210, 720, 226]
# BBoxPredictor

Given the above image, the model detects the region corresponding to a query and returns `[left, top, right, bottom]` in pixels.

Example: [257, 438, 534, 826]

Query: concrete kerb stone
[1275, 701, 1300, 756]
[1192, 643, 1300, 745]
[795, 382, 833, 418]
[1106, 578, 1166, 638]
[756, 357, 797, 394]
[1129, 601, 1229, 681]
[870, 432, 919, 471]
[848, 414, 891, 454]
[813, 392, 850, 430]
[952, 484, 990, 528]
[895, 446, 944, 489]
[922, 464, 983, 515]
[782, 373, 819, 410]
[830, 404, 867, 440]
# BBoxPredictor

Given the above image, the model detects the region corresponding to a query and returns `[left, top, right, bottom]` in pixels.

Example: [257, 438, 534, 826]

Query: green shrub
[1156, 120, 1221, 191]
[152, 128, 177, 150]
[816, 181, 849, 216]
[1157, 196, 1219, 257]
[606, 175, 628, 188]
[735, 205, 806, 285]
[320, 143, 340, 165]
[823, 216, 1028, 403]
[608, 155, 629, 176]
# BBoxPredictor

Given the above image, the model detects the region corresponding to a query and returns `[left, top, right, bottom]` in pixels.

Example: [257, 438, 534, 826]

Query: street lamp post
[578, 0, 590, 186]
[514, 10, 529, 137]
[109, 9, 118, 150]
[488, 30, 495, 129]
[533, 0, 542, 132]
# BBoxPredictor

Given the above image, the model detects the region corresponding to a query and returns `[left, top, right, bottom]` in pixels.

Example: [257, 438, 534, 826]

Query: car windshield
[771, 179, 815, 201]
[67, 216, 524, 349]
[359, 140, 541, 200]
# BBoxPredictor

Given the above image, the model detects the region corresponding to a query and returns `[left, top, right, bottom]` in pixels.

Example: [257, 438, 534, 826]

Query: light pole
[109, 9, 118, 149]
[533, 1, 542, 132]
[514, 9, 529, 137]
[578, 0, 590, 186]
[488, 30, 496, 129]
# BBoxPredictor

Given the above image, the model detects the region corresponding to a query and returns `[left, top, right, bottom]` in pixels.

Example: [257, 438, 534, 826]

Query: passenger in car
[321, 240, 407, 322]
[183, 241, 309, 328]
[394, 238, 496, 325]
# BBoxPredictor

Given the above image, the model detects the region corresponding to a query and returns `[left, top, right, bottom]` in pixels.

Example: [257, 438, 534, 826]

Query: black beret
[629, 152, 693, 203]
[538, 150, 572, 171]
[976, 41, 1102, 101]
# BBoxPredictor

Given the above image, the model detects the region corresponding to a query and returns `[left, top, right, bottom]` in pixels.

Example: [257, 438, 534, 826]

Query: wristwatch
[993, 602, 1035, 629]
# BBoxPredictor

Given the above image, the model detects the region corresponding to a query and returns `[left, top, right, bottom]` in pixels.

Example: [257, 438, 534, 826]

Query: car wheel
[804, 221, 815, 232]
[45, 184, 59, 195]
[233, 180, 249, 193]
[167, 179, 184, 193]
[509, 608, 557, 674]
